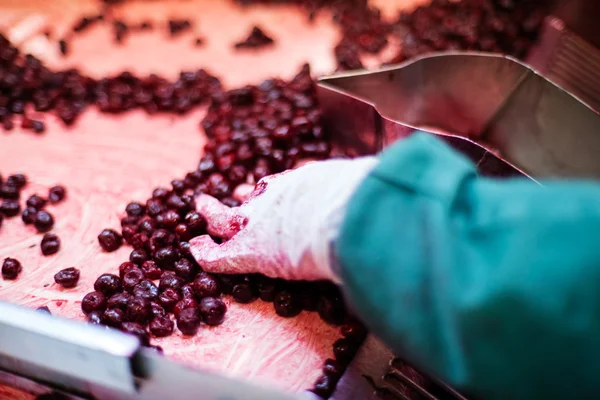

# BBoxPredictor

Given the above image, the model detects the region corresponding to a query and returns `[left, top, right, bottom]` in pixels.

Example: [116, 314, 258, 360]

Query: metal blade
[0, 301, 139, 397]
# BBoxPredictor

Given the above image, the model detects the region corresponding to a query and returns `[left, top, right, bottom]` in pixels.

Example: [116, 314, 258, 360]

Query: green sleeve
[336, 132, 600, 400]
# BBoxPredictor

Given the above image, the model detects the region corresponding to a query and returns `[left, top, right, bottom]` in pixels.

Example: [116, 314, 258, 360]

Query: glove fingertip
[233, 184, 255, 203]
[194, 193, 221, 214]
[190, 234, 252, 276]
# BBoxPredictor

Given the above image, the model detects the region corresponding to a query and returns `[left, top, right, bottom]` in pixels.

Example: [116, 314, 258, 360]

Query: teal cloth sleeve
[336, 132, 600, 400]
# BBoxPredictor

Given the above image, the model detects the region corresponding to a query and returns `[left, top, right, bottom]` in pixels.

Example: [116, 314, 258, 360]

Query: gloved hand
[190, 157, 378, 282]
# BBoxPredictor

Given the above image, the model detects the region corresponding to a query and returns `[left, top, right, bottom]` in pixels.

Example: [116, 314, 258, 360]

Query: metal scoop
[317, 52, 600, 181]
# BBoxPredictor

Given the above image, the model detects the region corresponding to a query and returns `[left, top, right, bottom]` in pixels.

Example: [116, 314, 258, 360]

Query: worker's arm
[190, 132, 600, 400]
[337, 133, 600, 400]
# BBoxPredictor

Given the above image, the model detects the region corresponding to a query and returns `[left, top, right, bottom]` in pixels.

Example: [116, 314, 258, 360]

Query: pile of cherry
[0, 0, 551, 134]
[0, 33, 221, 134]
[237, 0, 551, 69]
[78, 64, 358, 398]
[387, 0, 548, 63]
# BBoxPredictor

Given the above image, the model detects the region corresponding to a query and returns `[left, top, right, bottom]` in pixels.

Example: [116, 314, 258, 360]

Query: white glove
[189, 157, 378, 282]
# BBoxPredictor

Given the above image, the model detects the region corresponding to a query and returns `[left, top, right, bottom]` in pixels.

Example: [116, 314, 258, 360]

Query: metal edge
[317, 51, 599, 116]
[0, 301, 140, 394]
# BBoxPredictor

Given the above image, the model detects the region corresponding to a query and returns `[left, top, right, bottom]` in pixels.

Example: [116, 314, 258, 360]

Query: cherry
[34, 210, 54, 233]
[107, 292, 132, 310]
[123, 267, 144, 292]
[159, 272, 185, 292]
[94, 274, 122, 295]
[125, 202, 145, 217]
[118, 262, 137, 278]
[274, 290, 302, 318]
[126, 296, 152, 324]
[176, 307, 201, 335]
[81, 291, 107, 314]
[199, 297, 227, 326]
[0, 200, 20, 217]
[103, 308, 125, 327]
[229, 281, 255, 303]
[322, 358, 345, 380]
[149, 315, 174, 337]
[173, 296, 198, 317]
[98, 229, 122, 252]
[133, 280, 159, 300]
[41, 233, 60, 256]
[121, 322, 150, 346]
[192, 273, 222, 299]
[2, 257, 22, 280]
[26, 194, 47, 209]
[141, 260, 162, 280]
[158, 288, 181, 311]
[333, 338, 358, 364]
[130, 249, 149, 265]
[54, 267, 80, 288]
[173, 258, 196, 280]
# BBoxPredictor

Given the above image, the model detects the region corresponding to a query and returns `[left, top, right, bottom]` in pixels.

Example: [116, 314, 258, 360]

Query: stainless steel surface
[318, 52, 600, 180]
[0, 300, 300, 400]
[526, 17, 600, 112]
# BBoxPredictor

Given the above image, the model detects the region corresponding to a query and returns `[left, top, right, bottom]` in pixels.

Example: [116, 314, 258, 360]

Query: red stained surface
[0, 0, 420, 397]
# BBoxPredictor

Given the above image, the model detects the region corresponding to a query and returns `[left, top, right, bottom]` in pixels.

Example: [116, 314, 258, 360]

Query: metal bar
[0, 301, 139, 396]
[384, 370, 437, 400]
[0, 301, 304, 400]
